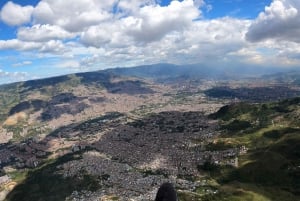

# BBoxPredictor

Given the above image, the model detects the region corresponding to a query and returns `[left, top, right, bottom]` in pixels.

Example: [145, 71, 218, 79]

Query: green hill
[197, 98, 300, 201]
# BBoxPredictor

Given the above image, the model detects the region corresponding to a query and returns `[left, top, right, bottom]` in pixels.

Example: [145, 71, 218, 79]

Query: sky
[0, 0, 300, 84]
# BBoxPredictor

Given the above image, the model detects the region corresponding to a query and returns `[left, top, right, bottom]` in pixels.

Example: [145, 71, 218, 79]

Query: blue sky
[203, 0, 272, 18]
[0, 0, 299, 84]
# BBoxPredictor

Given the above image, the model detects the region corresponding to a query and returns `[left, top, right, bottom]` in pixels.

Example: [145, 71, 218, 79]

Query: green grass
[8, 170, 29, 184]
[199, 98, 300, 201]
[0, 85, 21, 123]
[221, 120, 252, 132]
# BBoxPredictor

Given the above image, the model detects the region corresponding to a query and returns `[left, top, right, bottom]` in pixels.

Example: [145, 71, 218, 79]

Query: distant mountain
[1, 63, 297, 88]
[105, 63, 223, 81]
[262, 70, 300, 85]
[105, 63, 241, 80]
[0, 71, 155, 139]
[103, 63, 300, 84]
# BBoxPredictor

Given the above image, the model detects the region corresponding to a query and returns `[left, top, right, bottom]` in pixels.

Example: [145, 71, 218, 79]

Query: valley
[0, 66, 299, 201]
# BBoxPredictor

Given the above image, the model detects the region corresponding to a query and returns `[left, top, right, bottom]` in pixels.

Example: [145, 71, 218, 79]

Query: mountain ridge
[1, 62, 297, 87]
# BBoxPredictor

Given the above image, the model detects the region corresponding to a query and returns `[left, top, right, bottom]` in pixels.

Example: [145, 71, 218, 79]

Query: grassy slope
[0, 84, 21, 123]
[196, 98, 300, 201]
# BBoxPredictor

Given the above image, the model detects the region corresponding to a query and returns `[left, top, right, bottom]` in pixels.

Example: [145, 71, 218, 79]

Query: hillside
[197, 98, 300, 201]
[106, 63, 293, 82]
[0, 66, 224, 200]
[0, 72, 158, 143]
[0, 65, 300, 200]
[2, 89, 299, 201]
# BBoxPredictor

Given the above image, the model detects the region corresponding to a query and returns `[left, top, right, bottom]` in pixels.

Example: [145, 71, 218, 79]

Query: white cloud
[169, 17, 250, 63]
[117, 0, 156, 14]
[39, 40, 66, 53]
[80, 55, 100, 67]
[1, 0, 202, 52]
[58, 60, 81, 69]
[17, 24, 75, 42]
[81, 25, 113, 48]
[125, 0, 201, 43]
[81, 0, 201, 48]
[246, 0, 300, 43]
[0, 39, 40, 51]
[0, 39, 66, 54]
[80, 17, 251, 68]
[33, 0, 114, 32]
[0, 1, 33, 26]
[0, 69, 29, 84]
[13, 61, 32, 67]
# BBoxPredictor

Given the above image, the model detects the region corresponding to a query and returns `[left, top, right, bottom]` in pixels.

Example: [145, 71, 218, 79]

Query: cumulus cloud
[17, 24, 75, 42]
[0, 39, 40, 51]
[0, 69, 29, 84]
[125, 0, 200, 43]
[0, 1, 33, 26]
[13, 61, 32, 67]
[80, 55, 100, 67]
[246, 0, 300, 43]
[58, 60, 81, 69]
[0, 39, 66, 54]
[81, 17, 250, 68]
[117, 0, 156, 13]
[33, 0, 114, 32]
[81, 24, 113, 48]
[39, 40, 67, 53]
[0, 0, 202, 50]
[170, 17, 250, 63]
[81, 0, 201, 47]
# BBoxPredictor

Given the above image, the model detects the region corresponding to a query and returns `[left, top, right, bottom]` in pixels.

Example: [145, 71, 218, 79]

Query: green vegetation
[8, 170, 29, 184]
[0, 84, 21, 123]
[221, 120, 251, 132]
[130, 103, 168, 116]
[3, 123, 50, 143]
[57, 74, 82, 91]
[141, 169, 169, 178]
[199, 97, 300, 201]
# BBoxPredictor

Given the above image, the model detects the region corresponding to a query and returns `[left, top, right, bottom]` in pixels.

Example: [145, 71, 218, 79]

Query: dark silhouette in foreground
[155, 183, 178, 201]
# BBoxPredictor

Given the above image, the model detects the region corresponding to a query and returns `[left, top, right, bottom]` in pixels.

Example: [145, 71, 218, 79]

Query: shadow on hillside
[22, 76, 70, 92]
[20, 72, 154, 96]
[77, 72, 154, 95]
[8, 93, 90, 122]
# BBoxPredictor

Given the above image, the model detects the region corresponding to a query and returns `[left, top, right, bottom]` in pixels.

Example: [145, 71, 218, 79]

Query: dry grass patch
[3, 112, 27, 126]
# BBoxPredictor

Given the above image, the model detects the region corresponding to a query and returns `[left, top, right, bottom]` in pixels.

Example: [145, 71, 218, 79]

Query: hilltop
[199, 98, 300, 201]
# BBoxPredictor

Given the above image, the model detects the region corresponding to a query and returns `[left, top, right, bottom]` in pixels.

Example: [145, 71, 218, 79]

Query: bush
[222, 120, 251, 132]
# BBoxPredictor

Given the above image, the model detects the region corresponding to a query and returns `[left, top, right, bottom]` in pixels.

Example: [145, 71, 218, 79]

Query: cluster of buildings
[0, 138, 49, 170]
[0, 109, 247, 200]
[60, 111, 237, 200]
